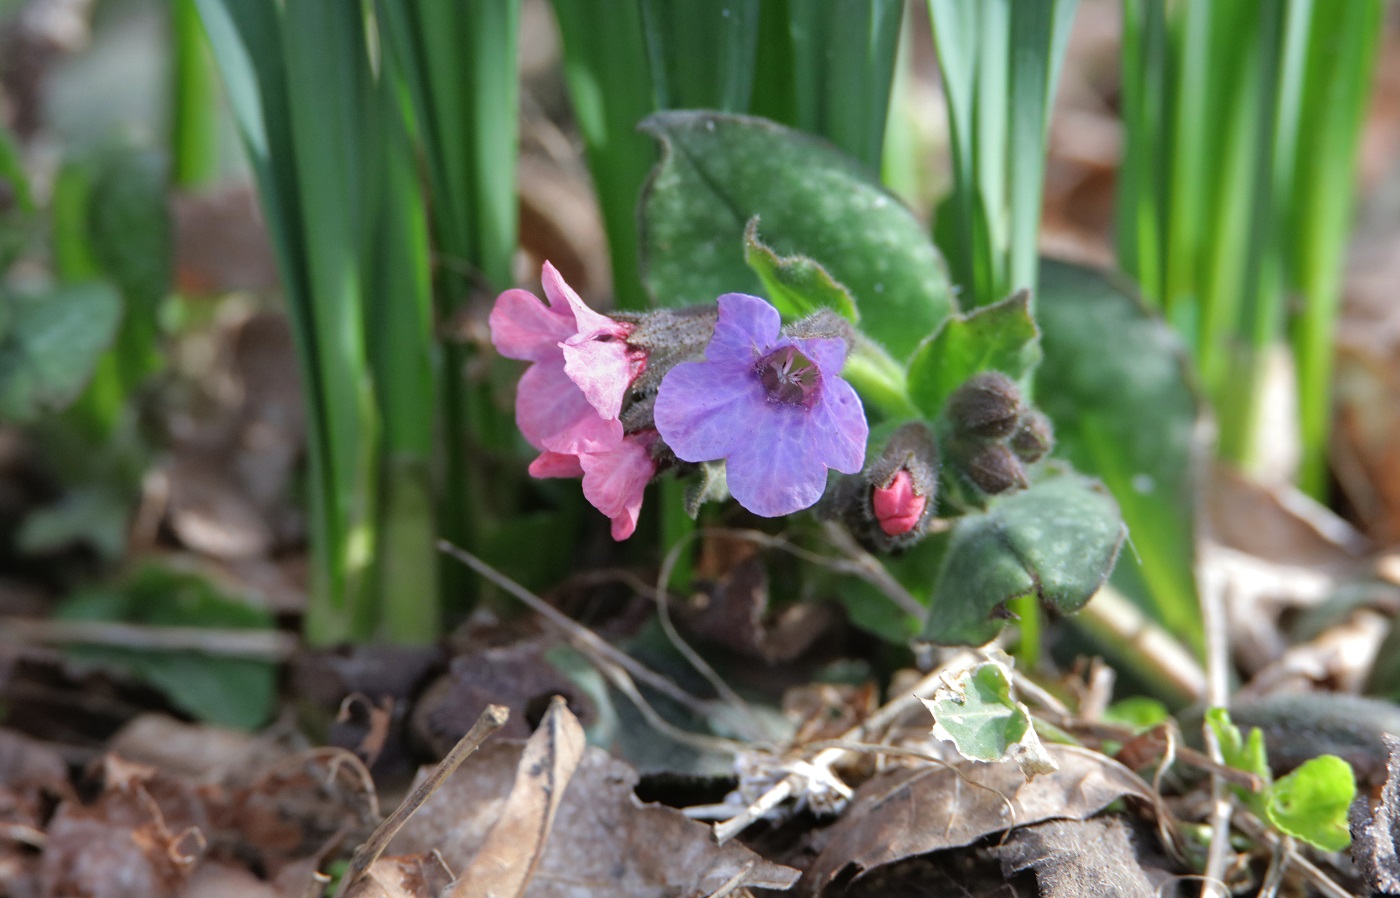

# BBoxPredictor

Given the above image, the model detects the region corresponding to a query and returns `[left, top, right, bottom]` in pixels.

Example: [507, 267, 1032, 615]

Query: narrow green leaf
[906, 289, 1040, 419]
[639, 110, 952, 359]
[639, 0, 759, 112]
[786, 0, 903, 172]
[1267, 755, 1355, 852]
[171, 0, 222, 187]
[742, 218, 857, 324]
[552, 0, 654, 310]
[921, 473, 1126, 647]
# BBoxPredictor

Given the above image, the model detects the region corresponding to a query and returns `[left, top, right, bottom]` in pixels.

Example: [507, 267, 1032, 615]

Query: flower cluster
[489, 265, 869, 538]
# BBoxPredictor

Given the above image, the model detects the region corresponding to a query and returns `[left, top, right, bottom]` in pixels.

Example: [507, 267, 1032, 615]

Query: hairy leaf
[639, 110, 952, 359]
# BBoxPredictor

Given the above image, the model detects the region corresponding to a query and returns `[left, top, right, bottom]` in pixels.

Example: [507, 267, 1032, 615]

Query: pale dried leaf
[798, 745, 1151, 896]
[448, 697, 585, 898]
[389, 743, 798, 897]
[342, 854, 452, 898]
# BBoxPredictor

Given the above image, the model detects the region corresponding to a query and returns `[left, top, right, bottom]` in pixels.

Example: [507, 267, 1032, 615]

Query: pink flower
[489, 262, 646, 455]
[871, 469, 926, 537]
[530, 432, 659, 540]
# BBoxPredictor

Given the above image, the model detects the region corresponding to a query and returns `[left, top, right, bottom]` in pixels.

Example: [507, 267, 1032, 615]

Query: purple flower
[654, 293, 868, 517]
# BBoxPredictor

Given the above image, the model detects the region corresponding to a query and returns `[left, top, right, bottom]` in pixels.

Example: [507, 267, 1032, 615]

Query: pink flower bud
[871, 469, 927, 537]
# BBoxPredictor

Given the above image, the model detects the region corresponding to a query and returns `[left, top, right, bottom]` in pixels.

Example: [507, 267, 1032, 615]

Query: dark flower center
[756, 345, 822, 408]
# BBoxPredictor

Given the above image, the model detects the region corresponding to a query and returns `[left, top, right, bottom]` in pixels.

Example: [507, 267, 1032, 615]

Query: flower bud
[860, 422, 939, 546]
[1010, 409, 1054, 463]
[872, 470, 926, 537]
[946, 371, 1023, 440]
[959, 442, 1028, 495]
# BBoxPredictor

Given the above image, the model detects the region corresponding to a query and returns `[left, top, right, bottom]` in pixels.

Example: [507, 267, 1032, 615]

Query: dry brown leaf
[447, 696, 585, 898]
[409, 644, 592, 751]
[989, 817, 1159, 898]
[107, 713, 288, 786]
[389, 741, 799, 897]
[797, 745, 1152, 897]
[344, 854, 453, 898]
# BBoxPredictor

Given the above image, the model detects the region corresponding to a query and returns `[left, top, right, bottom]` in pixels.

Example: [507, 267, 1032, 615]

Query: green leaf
[1266, 754, 1355, 852]
[920, 655, 1056, 777]
[17, 485, 131, 561]
[1206, 708, 1270, 784]
[921, 472, 1126, 646]
[551, 0, 653, 310]
[0, 283, 123, 422]
[86, 144, 171, 391]
[639, 110, 953, 359]
[742, 218, 857, 324]
[1205, 707, 1271, 818]
[1037, 260, 1203, 655]
[0, 124, 34, 272]
[88, 145, 171, 314]
[56, 563, 277, 730]
[638, 0, 759, 112]
[1101, 696, 1170, 731]
[906, 288, 1040, 418]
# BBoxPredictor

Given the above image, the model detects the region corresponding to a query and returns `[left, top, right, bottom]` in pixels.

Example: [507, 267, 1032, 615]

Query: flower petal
[795, 335, 849, 376]
[807, 376, 869, 474]
[561, 332, 634, 420]
[705, 293, 780, 365]
[516, 361, 623, 454]
[489, 288, 575, 361]
[580, 434, 657, 541]
[542, 261, 616, 341]
[528, 451, 585, 479]
[654, 359, 764, 462]
[724, 404, 830, 516]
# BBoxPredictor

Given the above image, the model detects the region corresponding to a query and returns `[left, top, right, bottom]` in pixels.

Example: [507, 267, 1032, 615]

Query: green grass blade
[1114, 0, 1168, 304]
[365, 81, 439, 644]
[171, 0, 221, 188]
[786, 0, 902, 172]
[279, 0, 382, 643]
[639, 0, 759, 112]
[376, 0, 522, 603]
[1288, 0, 1381, 496]
[552, 0, 655, 310]
[1006, 0, 1078, 304]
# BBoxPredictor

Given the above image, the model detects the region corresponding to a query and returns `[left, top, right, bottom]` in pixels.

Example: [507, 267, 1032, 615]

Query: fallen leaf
[989, 816, 1157, 898]
[409, 643, 592, 751]
[448, 696, 585, 898]
[389, 741, 799, 897]
[344, 855, 452, 898]
[798, 745, 1151, 896]
[922, 655, 1057, 779]
[1351, 733, 1400, 894]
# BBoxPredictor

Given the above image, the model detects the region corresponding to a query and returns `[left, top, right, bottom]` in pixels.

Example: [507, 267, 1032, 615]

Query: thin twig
[0, 616, 299, 661]
[1032, 710, 1263, 792]
[438, 540, 719, 721]
[335, 704, 509, 898]
[1201, 560, 1235, 897]
[1234, 811, 1358, 898]
[655, 529, 765, 734]
[711, 661, 963, 843]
